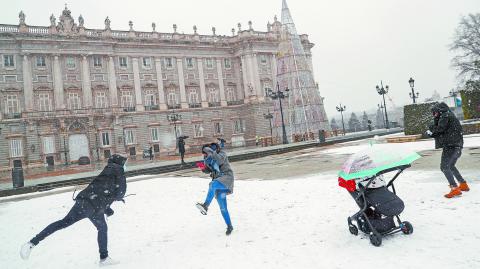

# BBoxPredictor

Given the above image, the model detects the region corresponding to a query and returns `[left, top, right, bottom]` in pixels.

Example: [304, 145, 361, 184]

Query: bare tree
[450, 13, 480, 81]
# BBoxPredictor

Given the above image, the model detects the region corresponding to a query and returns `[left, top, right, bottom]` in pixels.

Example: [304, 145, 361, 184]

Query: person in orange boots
[427, 102, 470, 198]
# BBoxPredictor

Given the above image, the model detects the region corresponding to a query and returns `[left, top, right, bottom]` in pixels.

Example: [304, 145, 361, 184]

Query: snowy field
[1, 171, 479, 269]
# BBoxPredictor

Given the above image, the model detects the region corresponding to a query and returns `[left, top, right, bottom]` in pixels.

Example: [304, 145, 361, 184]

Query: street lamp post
[376, 81, 390, 129]
[268, 82, 289, 144]
[408, 77, 419, 104]
[378, 103, 386, 128]
[263, 110, 274, 139]
[336, 104, 346, 135]
[167, 109, 182, 148]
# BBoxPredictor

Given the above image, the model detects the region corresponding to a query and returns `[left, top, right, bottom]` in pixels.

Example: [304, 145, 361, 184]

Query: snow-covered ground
[1, 135, 479, 269]
[1, 172, 479, 269]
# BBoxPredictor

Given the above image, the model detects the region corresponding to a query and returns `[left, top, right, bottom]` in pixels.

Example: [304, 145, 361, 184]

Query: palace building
[0, 4, 328, 169]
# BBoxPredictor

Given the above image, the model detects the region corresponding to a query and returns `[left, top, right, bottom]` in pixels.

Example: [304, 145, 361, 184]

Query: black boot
[196, 203, 208, 215]
[226, 225, 234, 236]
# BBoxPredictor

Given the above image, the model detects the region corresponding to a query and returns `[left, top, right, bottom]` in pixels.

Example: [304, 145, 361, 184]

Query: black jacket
[76, 155, 127, 212]
[429, 102, 463, 149]
[178, 138, 186, 153]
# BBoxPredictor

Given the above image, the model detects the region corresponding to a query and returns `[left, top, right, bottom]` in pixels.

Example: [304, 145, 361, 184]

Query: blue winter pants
[30, 199, 109, 259]
[204, 180, 232, 227]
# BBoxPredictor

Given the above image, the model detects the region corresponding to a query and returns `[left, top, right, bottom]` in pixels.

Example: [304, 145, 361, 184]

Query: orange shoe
[458, 182, 470, 192]
[444, 187, 462, 199]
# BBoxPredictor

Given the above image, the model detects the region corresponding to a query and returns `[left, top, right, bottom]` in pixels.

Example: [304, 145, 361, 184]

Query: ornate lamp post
[376, 81, 390, 129]
[268, 82, 289, 144]
[263, 110, 274, 139]
[336, 104, 346, 135]
[167, 109, 182, 148]
[378, 103, 386, 128]
[408, 77, 419, 104]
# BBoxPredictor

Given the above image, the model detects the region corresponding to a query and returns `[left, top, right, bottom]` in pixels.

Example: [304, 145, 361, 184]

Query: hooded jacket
[76, 154, 127, 212]
[429, 102, 463, 149]
[203, 146, 234, 193]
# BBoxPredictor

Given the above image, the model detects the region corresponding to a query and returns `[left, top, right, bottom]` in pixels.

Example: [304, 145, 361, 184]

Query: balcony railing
[227, 100, 244, 106]
[167, 104, 181, 110]
[188, 103, 201, 109]
[145, 105, 160, 111]
[3, 112, 22, 119]
[208, 102, 221, 107]
[122, 107, 136, 112]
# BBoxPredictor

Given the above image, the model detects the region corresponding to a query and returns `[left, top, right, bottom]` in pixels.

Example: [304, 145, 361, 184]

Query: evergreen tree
[361, 111, 369, 130]
[348, 112, 361, 132]
[330, 118, 338, 130]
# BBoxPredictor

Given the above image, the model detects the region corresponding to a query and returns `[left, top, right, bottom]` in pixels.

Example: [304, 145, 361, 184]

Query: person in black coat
[427, 102, 470, 198]
[178, 136, 187, 164]
[20, 154, 128, 265]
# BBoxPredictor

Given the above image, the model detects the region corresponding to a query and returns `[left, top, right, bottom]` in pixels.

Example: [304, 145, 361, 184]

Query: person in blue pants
[196, 143, 235, 235]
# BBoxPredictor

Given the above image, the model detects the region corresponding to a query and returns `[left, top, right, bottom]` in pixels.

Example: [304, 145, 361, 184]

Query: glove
[425, 130, 433, 136]
[105, 207, 114, 217]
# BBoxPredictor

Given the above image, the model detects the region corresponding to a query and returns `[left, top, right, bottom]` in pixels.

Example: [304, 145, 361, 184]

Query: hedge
[460, 89, 480, 120]
[404, 102, 437, 137]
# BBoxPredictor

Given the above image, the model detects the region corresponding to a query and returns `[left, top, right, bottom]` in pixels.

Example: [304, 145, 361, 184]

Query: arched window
[208, 87, 219, 103]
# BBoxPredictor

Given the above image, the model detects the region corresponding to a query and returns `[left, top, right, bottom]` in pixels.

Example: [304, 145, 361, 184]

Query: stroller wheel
[401, 221, 414, 235]
[349, 225, 358, 236]
[369, 233, 382, 247]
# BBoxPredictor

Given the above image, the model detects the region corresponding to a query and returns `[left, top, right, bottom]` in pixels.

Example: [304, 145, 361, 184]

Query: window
[5, 95, 20, 114]
[260, 54, 267, 64]
[224, 58, 232, 69]
[93, 56, 102, 67]
[233, 119, 246, 134]
[145, 90, 156, 106]
[264, 85, 272, 97]
[186, 58, 194, 69]
[101, 132, 110, 146]
[142, 57, 151, 68]
[94, 75, 104, 81]
[121, 91, 134, 108]
[36, 56, 46, 67]
[208, 88, 219, 103]
[164, 58, 173, 69]
[95, 92, 108, 108]
[10, 139, 23, 158]
[172, 126, 183, 137]
[3, 55, 14, 67]
[206, 58, 213, 69]
[167, 90, 178, 107]
[66, 57, 76, 68]
[124, 129, 135, 145]
[42, 136, 55, 154]
[119, 57, 128, 68]
[150, 128, 159, 142]
[38, 93, 52, 111]
[226, 88, 236, 102]
[188, 89, 199, 105]
[67, 92, 81, 110]
[194, 124, 204, 138]
[213, 122, 223, 135]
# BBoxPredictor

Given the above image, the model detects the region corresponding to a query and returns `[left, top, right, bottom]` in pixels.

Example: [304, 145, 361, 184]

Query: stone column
[176, 58, 188, 109]
[216, 59, 227, 106]
[155, 58, 167, 110]
[197, 58, 208, 107]
[22, 54, 34, 111]
[81, 55, 93, 108]
[108, 56, 118, 107]
[52, 55, 65, 109]
[132, 58, 144, 112]
[271, 54, 277, 90]
[240, 55, 250, 103]
[252, 53, 263, 101]
[246, 54, 256, 98]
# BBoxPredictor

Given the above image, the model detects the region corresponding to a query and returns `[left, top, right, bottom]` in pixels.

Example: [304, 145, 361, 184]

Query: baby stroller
[339, 164, 414, 246]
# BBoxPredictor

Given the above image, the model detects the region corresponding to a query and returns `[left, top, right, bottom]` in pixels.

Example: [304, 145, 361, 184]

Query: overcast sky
[2, 0, 478, 118]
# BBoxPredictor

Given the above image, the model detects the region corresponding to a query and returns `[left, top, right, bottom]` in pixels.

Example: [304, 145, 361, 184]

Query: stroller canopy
[338, 144, 421, 181]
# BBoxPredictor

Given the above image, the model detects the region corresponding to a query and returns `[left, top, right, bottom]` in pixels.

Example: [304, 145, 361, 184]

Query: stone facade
[0, 7, 322, 169]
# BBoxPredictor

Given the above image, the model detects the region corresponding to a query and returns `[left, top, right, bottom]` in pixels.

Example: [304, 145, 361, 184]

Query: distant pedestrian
[255, 135, 260, 146]
[217, 138, 226, 149]
[20, 154, 128, 265]
[178, 136, 187, 164]
[427, 102, 470, 198]
[148, 146, 153, 160]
